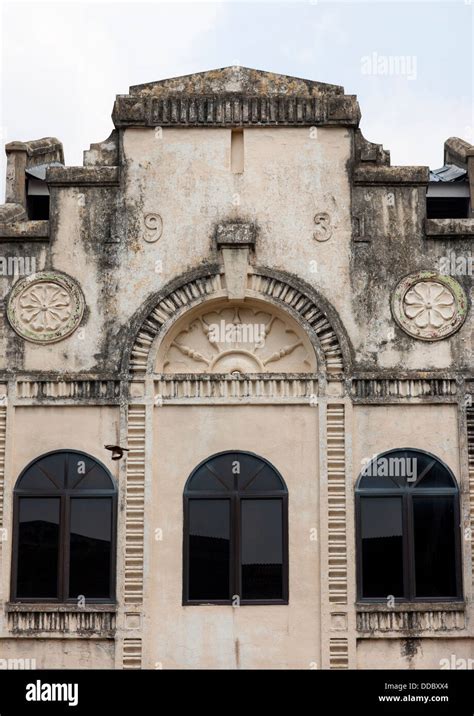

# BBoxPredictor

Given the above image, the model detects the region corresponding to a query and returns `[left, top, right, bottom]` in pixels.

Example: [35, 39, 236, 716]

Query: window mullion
[405, 493, 416, 600]
[60, 494, 70, 602]
[233, 495, 241, 602]
[11, 495, 19, 600]
[283, 495, 289, 603]
[454, 496, 463, 599]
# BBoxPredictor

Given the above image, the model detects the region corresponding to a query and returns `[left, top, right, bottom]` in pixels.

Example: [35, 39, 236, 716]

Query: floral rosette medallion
[391, 270, 467, 341]
[7, 271, 85, 344]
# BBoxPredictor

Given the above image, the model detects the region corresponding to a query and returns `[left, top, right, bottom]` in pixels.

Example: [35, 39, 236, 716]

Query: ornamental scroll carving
[7, 272, 85, 344]
[156, 302, 317, 374]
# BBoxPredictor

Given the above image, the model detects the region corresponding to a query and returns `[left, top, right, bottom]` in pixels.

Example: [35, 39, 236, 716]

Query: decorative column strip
[327, 404, 347, 605]
[0, 400, 6, 528]
[122, 638, 143, 670]
[467, 408, 474, 588]
[118, 403, 147, 669]
[329, 637, 349, 669]
[0, 381, 13, 607]
[0, 384, 8, 607]
[324, 402, 353, 669]
[124, 406, 146, 605]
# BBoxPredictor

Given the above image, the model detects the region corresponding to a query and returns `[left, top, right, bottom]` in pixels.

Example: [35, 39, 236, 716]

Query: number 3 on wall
[313, 212, 332, 242]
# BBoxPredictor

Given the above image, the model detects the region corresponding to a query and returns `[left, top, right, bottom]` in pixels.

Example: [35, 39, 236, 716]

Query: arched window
[183, 451, 288, 605]
[11, 450, 116, 602]
[356, 449, 462, 601]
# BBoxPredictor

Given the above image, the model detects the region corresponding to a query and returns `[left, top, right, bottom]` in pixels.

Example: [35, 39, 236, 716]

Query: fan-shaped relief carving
[156, 301, 317, 374]
[128, 270, 346, 374]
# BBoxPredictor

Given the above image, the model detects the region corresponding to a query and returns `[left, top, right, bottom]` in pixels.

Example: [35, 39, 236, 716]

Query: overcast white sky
[0, 0, 473, 200]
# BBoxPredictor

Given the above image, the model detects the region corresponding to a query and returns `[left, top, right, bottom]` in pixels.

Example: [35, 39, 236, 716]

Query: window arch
[12, 450, 116, 602]
[183, 451, 288, 605]
[356, 448, 462, 602]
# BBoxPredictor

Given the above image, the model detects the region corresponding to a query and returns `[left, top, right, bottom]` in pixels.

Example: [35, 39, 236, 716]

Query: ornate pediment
[129, 66, 343, 98]
[156, 301, 317, 374]
[113, 66, 360, 128]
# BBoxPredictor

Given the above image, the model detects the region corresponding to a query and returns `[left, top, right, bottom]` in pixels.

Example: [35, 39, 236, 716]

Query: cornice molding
[112, 93, 360, 129]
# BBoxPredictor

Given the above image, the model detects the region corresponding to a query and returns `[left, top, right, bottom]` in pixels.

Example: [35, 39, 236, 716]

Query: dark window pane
[236, 454, 268, 490]
[18, 466, 59, 491]
[359, 450, 456, 490]
[413, 496, 457, 597]
[187, 465, 230, 492]
[413, 455, 456, 488]
[358, 450, 417, 489]
[203, 453, 237, 491]
[69, 498, 112, 599]
[241, 499, 283, 600]
[67, 455, 113, 490]
[188, 500, 230, 600]
[19, 453, 65, 490]
[17, 498, 60, 598]
[360, 497, 404, 598]
[241, 465, 284, 492]
[358, 473, 401, 489]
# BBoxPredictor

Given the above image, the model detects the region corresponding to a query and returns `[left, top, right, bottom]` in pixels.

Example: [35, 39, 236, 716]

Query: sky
[0, 0, 473, 200]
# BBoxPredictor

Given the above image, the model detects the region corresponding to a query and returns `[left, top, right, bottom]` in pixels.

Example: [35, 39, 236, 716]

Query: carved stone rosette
[391, 270, 467, 341]
[7, 271, 85, 344]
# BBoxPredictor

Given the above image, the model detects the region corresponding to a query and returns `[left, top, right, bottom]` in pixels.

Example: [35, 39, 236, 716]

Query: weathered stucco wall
[352, 404, 460, 482]
[357, 638, 473, 670]
[0, 406, 120, 605]
[0, 68, 472, 671]
[0, 638, 114, 669]
[148, 404, 319, 669]
[1, 122, 472, 374]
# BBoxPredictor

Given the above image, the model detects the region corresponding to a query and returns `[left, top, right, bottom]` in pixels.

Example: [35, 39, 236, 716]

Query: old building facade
[0, 67, 473, 670]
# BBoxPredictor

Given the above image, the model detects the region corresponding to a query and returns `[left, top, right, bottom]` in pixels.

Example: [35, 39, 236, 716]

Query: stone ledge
[112, 94, 361, 128]
[353, 165, 429, 185]
[0, 203, 27, 223]
[6, 603, 117, 613]
[356, 602, 465, 612]
[5, 603, 116, 638]
[356, 603, 466, 635]
[354, 129, 390, 166]
[46, 166, 119, 187]
[15, 378, 121, 402]
[0, 221, 49, 240]
[5, 137, 63, 161]
[351, 378, 458, 401]
[424, 218, 474, 238]
[154, 373, 320, 402]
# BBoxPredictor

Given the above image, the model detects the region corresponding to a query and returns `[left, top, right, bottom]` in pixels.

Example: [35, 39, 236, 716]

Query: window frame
[11, 449, 117, 604]
[355, 448, 463, 604]
[182, 450, 289, 606]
